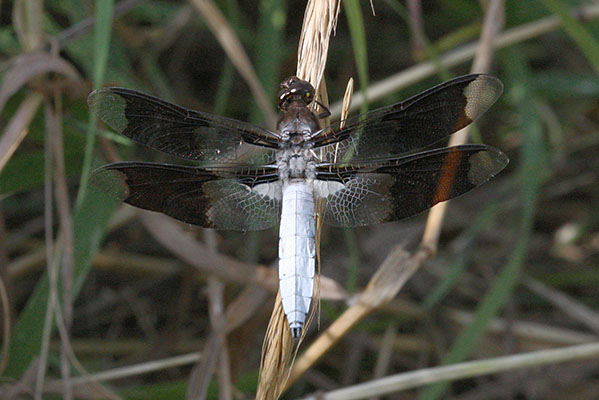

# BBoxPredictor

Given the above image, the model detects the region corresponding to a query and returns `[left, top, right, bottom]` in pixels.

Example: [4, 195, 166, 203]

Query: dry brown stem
[422, 0, 504, 251]
[256, 292, 294, 400]
[0, 93, 43, 173]
[0, 276, 11, 376]
[186, 231, 233, 400]
[256, 1, 341, 398]
[0, 51, 82, 114]
[296, 0, 341, 94]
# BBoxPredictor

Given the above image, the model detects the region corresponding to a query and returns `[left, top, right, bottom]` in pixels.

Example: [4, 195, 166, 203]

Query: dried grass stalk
[0, 93, 43, 173]
[256, 1, 341, 399]
[256, 292, 293, 400]
[421, 0, 504, 250]
[340, 78, 354, 126]
[296, 0, 341, 95]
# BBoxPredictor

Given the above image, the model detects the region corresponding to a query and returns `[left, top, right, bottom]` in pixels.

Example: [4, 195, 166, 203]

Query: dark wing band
[91, 162, 281, 231]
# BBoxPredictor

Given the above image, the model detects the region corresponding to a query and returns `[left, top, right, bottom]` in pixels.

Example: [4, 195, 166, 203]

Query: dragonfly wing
[315, 145, 508, 227]
[88, 87, 279, 165]
[91, 162, 281, 231]
[313, 74, 503, 163]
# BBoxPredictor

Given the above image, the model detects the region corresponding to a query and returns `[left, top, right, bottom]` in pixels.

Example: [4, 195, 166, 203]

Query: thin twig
[421, 0, 504, 251]
[0, 276, 11, 376]
[444, 308, 597, 347]
[35, 232, 61, 399]
[46, 353, 202, 388]
[407, 0, 425, 58]
[298, 342, 599, 400]
[211, 280, 233, 400]
[54, 0, 146, 50]
[0, 210, 13, 312]
[523, 276, 599, 334]
[186, 231, 232, 400]
[48, 89, 75, 400]
[0, 92, 43, 173]
[44, 276, 271, 393]
[0, 51, 82, 114]
[368, 324, 397, 400]
[51, 283, 122, 399]
[35, 71, 57, 400]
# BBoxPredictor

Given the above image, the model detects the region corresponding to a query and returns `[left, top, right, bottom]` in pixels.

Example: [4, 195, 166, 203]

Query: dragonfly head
[277, 76, 315, 111]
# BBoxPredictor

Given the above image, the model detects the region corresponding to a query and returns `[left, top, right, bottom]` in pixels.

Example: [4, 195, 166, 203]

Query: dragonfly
[88, 74, 508, 339]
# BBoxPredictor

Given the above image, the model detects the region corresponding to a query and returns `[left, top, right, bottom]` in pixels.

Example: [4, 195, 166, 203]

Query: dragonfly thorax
[277, 101, 320, 180]
[277, 103, 320, 136]
[277, 146, 316, 179]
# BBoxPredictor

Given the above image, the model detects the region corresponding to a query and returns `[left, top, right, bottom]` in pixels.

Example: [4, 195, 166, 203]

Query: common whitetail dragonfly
[89, 74, 508, 339]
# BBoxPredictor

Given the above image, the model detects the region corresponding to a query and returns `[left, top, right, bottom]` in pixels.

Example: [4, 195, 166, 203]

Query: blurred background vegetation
[1, 0, 598, 399]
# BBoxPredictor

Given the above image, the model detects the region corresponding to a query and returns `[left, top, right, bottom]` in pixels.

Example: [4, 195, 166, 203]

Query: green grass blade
[214, 61, 235, 115]
[423, 203, 500, 309]
[5, 188, 118, 377]
[341, 0, 369, 280]
[343, 228, 361, 293]
[91, 0, 115, 87]
[344, 0, 369, 112]
[6, 1, 118, 378]
[249, 0, 287, 125]
[77, 0, 115, 209]
[214, 0, 241, 116]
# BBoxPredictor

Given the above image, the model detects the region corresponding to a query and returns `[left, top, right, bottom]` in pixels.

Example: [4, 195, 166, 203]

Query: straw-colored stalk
[256, 1, 340, 399]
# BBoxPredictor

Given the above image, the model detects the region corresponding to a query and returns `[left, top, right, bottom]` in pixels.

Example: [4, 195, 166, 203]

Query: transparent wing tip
[88, 165, 130, 201]
[87, 87, 128, 133]
[468, 146, 509, 185]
